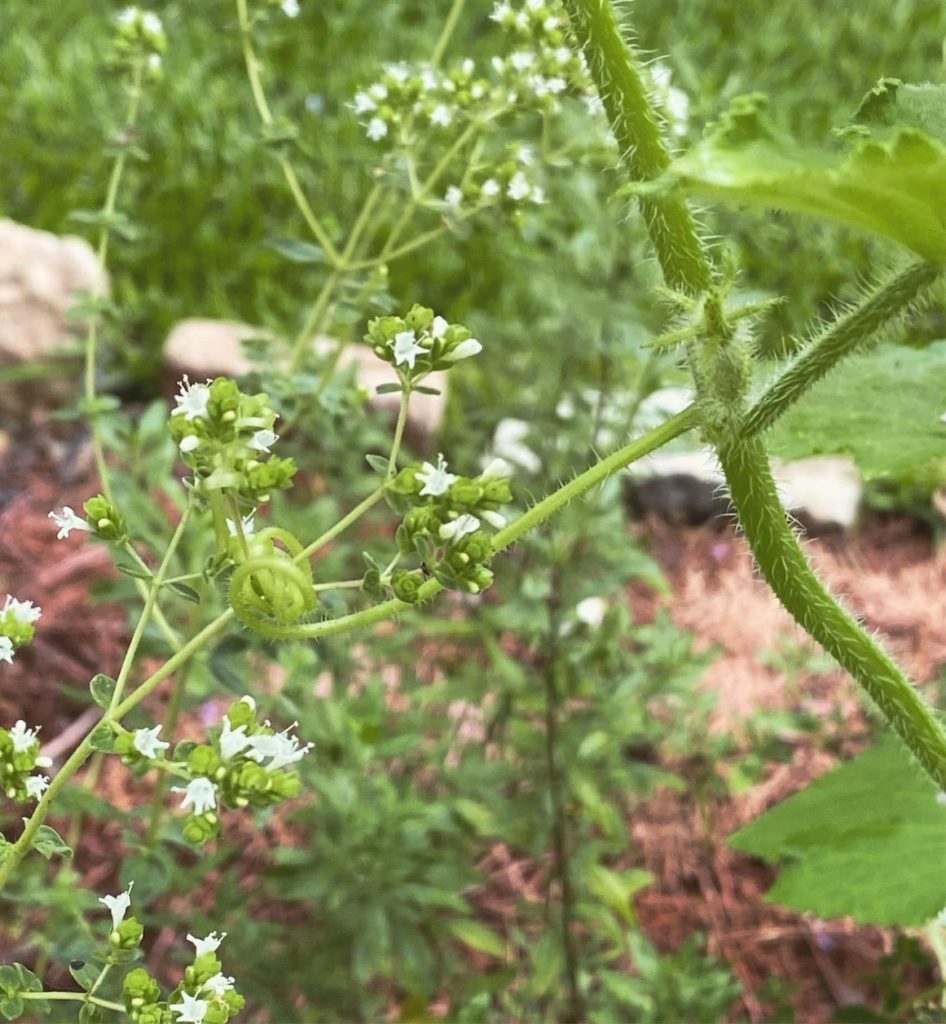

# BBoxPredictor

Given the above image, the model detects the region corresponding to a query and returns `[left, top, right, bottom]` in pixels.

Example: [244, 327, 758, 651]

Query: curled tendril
[228, 528, 317, 636]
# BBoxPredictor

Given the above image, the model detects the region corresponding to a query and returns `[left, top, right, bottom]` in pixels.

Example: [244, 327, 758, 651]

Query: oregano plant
[2, 0, 945, 1019]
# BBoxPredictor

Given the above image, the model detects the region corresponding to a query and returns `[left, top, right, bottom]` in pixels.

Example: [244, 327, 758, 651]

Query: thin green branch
[85, 57, 146, 503]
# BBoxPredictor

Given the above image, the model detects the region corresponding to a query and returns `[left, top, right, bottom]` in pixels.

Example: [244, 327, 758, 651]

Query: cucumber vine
[561, 0, 946, 790]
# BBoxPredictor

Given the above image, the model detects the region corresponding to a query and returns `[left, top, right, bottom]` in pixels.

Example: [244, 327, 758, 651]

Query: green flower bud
[448, 480, 483, 507]
[84, 495, 128, 544]
[123, 968, 161, 1007]
[227, 697, 256, 730]
[481, 479, 513, 504]
[187, 745, 222, 777]
[112, 915, 144, 950]
[388, 466, 422, 496]
[391, 569, 425, 604]
[182, 814, 219, 845]
[458, 532, 492, 563]
[404, 304, 434, 333]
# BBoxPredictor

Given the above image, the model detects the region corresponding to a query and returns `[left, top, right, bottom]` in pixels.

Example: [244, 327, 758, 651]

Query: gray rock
[0, 219, 106, 361]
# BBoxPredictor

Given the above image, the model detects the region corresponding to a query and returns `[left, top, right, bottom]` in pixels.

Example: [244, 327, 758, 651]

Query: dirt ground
[1, 423, 944, 1022]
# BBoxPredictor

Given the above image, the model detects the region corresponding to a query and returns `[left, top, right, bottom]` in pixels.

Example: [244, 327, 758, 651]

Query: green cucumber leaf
[658, 93, 946, 261]
[766, 340, 946, 478]
[730, 737, 946, 926]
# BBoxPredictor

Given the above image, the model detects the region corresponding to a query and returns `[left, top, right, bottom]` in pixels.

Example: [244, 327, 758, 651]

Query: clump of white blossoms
[0, 718, 53, 802]
[152, 697, 313, 846]
[103, 886, 246, 1022]
[0, 593, 42, 666]
[366, 304, 482, 386]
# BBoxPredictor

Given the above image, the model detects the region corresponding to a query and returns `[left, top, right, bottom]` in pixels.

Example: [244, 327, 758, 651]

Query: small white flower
[246, 723, 313, 772]
[430, 103, 453, 127]
[444, 185, 464, 208]
[937, 906, 946, 926]
[420, 68, 439, 92]
[481, 178, 501, 198]
[553, 46, 572, 65]
[368, 82, 388, 102]
[170, 990, 209, 1024]
[25, 775, 49, 800]
[219, 717, 252, 761]
[530, 185, 546, 205]
[510, 51, 535, 71]
[133, 725, 170, 760]
[490, 1, 512, 22]
[391, 330, 427, 369]
[575, 596, 607, 629]
[281, 0, 300, 16]
[179, 434, 200, 454]
[141, 11, 163, 35]
[417, 454, 458, 497]
[471, 82, 485, 99]
[526, 0, 544, 11]
[99, 881, 134, 930]
[481, 457, 512, 480]
[481, 510, 507, 529]
[187, 931, 227, 957]
[431, 315, 449, 340]
[439, 514, 480, 541]
[385, 62, 410, 83]
[584, 94, 605, 116]
[366, 116, 388, 141]
[203, 973, 235, 998]
[249, 428, 278, 453]
[507, 171, 531, 201]
[0, 637, 13, 665]
[225, 513, 256, 538]
[148, 53, 162, 73]
[117, 7, 138, 27]
[173, 777, 217, 816]
[174, 376, 212, 421]
[445, 338, 482, 362]
[35, 754, 52, 769]
[10, 720, 40, 753]
[48, 507, 90, 540]
[351, 91, 376, 114]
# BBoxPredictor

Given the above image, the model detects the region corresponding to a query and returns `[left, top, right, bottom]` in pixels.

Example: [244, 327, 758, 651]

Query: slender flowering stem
[107, 503, 193, 715]
[387, 389, 411, 478]
[18, 992, 125, 1012]
[235, 0, 342, 267]
[85, 57, 146, 502]
[429, 0, 468, 68]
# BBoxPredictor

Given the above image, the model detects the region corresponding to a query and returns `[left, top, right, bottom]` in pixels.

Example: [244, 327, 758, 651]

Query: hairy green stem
[561, 0, 711, 294]
[720, 437, 946, 790]
[492, 405, 699, 552]
[742, 261, 942, 439]
[573, 0, 946, 791]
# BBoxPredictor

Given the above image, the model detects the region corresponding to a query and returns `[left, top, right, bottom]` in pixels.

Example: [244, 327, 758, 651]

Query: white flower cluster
[352, 58, 494, 144]
[2, 719, 53, 801]
[489, 0, 589, 112]
[442, 144, 544, 214]
[0, 594, 43, 667]
[99, 884, 241, 1023]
